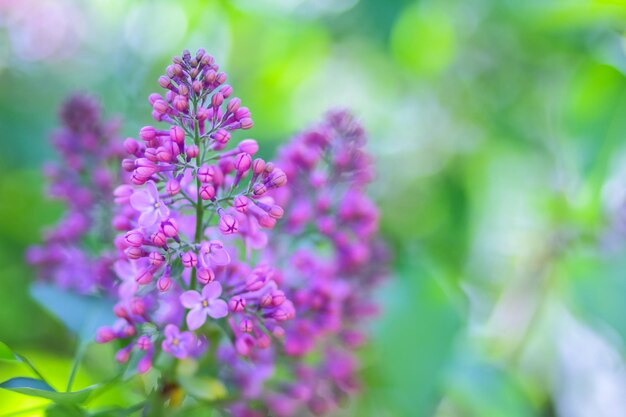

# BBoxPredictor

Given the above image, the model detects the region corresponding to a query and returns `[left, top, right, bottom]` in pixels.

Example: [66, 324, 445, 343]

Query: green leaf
[0, 341, 18, 362]
[31, 283, 115, 342]
[46, 404, 87, 417]
[0, 377, 96, 404]
[178, 376, 227, 402]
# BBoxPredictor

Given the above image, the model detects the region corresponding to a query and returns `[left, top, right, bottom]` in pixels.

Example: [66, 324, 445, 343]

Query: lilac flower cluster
[95, 49, 294, 373]
[217, 110, 389, 417]
[26, 94, 123, 294]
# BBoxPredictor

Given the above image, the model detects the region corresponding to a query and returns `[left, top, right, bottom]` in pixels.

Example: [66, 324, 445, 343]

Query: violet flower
[129, 181, 170, 227]
[180, 282, 229, 330]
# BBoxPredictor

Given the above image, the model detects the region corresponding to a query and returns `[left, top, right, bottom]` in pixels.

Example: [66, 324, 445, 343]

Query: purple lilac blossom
[26, 94, 123, 295]
[218, 110, 389, 417]
[96, 49, 292, 376]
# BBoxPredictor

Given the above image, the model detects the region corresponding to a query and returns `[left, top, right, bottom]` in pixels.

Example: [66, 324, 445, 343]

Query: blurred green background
[3, 0, 626, 415]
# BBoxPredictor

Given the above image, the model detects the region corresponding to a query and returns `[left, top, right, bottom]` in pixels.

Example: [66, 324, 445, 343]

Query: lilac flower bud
[181, 251, 198, 268]
[173, 95, 189, 112]
[272, 290, 286, 306]
[124, 229, 144, 247]
[158, 76, 171, 89]
[216, 72, 227, 84]
[256, 334, 270, 349]
[235, 153, 252, 173]
[260, 292, 273, 308]
[235, 334, 255, 356]
[137, 335, 152, 351]
[121, 159, 135, 172]
[115, 346, 132, 363]
[157, 275, 172, 292]
[229, 296, 246, 312]
[153, 100, 169, 114]
[130, 297, 146, 315]
[199, 184, 216, 200]
[156, 146, 172, 162]
[220, 85, 233, 98]
[197, 165, 213, 183]
[178, 84, 189, 96]
[227, 97, 240, 114]
[124, 138, 140, 155]
[267, 169, 287, 187]
[197, 267, 215, 284]
[166, 179, 181, 195]
[187, 145, 199, 158]
[161, 218, 178, 237]
[149, 251, 164, 267]
[95, 327, 115, 343]
[238, 139, 258, 155]
[235, 196, 248, 213]
[218, 212, 238, 235]
[140, 126, 157, 141]
[170, 125, 185, 145]
[148, 93, 161, 105]
[144, 148, 159, 162]
[136, 268, 153, 285]
[240, 118, 254, 130]
[134, 158, 158, 177]
[252, 158, 265, 175]
[253, 183, 267, 196]
[235, 108, 250, 120]
[125, 246, 146, 260]
[151, 231, 168, 247]
[268, 205, 284, 219]
[211, 128, 230, 144]
[113, 185, 133, 204]
[211, 92, 224, 108]
[240, 319, 253, 333]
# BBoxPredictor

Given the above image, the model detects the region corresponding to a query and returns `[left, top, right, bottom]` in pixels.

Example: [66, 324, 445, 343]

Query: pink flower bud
[268, 205, 284, 219]
[192, 80, 202, 94]
[149, 251, 164, 267]
[140, 126, 156, 141]
[256, 334, 270, 349]
[121, 158, 135, 172]
[124, 138, 140, 155]
[272, 290, 286, 306]
[238, 139, 258, 155]
[197, 165, 213, 183]
[158, 76, 171, 89]
[157, 275, 172, 292]
[268, 169, 287, 187]
[178, 84, 189, 96]
[227, 97, 240, 113]
[131, 297, 146, 315]
[153, 100, 169, 114]
[135, 269, 153, 285]
[134, 158, 158, 177]
[235, 108, 250, 120]
[211, 92, 224, 108]
[113, 185, 133, 204]
[260, 292, 273, 307]
[234, 195, 248, 213]
[229, 296, 246, 312]
[95, 327, 115, 343]
[151, 231, 167, 247]
[218, 213, 238, 235]
[170, 125, 185, 145]
[173, 95, 188, 112]
[137, 335, 152, 350]
[197, 267, 215, 284]
[216, 72, 227, 84]
[211, 128, 230, 144]
[199, 184, 216, 200]
[124, 229, 144, 247]
[252, 158, 265, 175]
[115, 347, 132, 363]
[181, 251, 197, 268]
[166, 179, 181, 195]
[187, 145, 199, 158]
[240, 319, 253, 333]
[235, 153, 252, 173]
[137, 354, 152, 374]
[148, 93, 162, 105]
[220, 85, 233, 98]
[161, 218, 178, 237]
[156, 146, 172, 162]
[125, 246, 146, 260]
[258, 214, 276, 228]
[240, 118, 254, 130]
[253, 183, 267, 196]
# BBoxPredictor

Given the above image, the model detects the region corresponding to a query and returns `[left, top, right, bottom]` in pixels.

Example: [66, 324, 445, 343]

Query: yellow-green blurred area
[3, 0, 626, 415]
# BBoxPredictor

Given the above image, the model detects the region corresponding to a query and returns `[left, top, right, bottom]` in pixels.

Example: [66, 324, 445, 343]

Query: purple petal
[180, 290, 201, 308]
[130, 190, 154, 211]
[138, 209, 158, 228]
[178, 332, 194, 345]
[164, 324, 178, 339]
[186, 307, 207, 330]
[202, 281, 222, 300]
[207, 299, 228, 319]
[210, 248, 230, 266]
[146, 181, 159, 201]
[157, 204, 170, 220]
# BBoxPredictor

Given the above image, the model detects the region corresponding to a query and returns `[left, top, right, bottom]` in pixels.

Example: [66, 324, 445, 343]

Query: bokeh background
[2, 0, 626, 416]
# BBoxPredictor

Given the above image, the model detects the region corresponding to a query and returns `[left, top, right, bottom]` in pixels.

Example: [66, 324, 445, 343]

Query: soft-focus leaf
[46, 404, 87, 417]
[0, 341, 18, 362]
[0, 377, 95, 404]
[178, 375, 227, 402]
[30, 284, 116, 343]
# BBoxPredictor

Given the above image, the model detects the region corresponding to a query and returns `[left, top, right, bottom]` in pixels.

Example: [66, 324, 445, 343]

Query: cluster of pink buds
[26, 94, 123, 294]
[96, 49, 293, 373]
